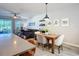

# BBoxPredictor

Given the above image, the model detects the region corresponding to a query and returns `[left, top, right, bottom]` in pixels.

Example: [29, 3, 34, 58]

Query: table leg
[51, 39, 54, 54]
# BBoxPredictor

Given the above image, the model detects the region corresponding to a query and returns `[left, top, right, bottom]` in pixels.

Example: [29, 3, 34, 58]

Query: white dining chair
[36, 34, 48, 48]
[35, 31, 41, 35]
[55, 34, 64, 54]
[36, 34, 42, 44]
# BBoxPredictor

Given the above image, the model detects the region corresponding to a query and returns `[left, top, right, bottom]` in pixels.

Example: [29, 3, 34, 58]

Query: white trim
[63, 42, 79, 48]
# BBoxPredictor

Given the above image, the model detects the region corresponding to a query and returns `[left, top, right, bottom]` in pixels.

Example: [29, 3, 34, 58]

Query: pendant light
[43, 3, 49, 20]
[40, 3, 50, 22]
[43, 3, 51, 25]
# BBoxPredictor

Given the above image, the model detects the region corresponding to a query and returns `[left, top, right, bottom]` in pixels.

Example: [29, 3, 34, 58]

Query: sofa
[21, 29, 39, 39]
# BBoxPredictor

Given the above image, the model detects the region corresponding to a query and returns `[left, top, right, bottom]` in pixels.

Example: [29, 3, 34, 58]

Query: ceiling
[0, 3, 79, 19]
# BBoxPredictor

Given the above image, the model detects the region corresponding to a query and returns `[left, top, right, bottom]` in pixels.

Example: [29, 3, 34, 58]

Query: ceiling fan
[11, 13, 20, 19]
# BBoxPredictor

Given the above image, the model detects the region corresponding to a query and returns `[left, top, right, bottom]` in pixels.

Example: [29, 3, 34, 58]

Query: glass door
[15, 20, 21, 34]
[0, 19, 12, 34]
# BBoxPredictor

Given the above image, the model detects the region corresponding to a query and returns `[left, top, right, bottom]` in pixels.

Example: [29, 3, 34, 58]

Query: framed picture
[61, 18, 69, 26]
[29, 22, 35, 26]
[39, 23, 45, 26]
[53, 19, 60, 26]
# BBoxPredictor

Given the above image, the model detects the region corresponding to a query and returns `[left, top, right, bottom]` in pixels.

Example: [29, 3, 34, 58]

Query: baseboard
[63, 42, 79, 48]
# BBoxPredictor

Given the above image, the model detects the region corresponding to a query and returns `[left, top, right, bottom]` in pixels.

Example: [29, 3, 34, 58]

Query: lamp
[40, 3, 51, 24]
[13, 13, 18, 19]
[43, 3, 51, 25]
[43, 3, 49, 20]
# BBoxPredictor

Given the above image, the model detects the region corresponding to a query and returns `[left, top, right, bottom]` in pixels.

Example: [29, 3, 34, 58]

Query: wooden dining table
[36, 32, 58, 54]
[44, 34, 58, 54]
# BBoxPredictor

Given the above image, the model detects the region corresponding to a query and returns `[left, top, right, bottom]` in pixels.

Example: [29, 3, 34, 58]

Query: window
[0, 19, 12, 34]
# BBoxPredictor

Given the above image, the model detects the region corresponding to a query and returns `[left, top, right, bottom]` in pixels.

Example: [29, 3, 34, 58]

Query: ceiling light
[40, 3, 51, 25]
[43, 3, 49, 20]
[13, 16, 17, 19]
[12, 13, 18, 19]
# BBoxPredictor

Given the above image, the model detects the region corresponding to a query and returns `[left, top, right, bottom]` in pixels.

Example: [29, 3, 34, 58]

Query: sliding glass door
[0, 19, 12, 34]
[15, 20, 21, 34]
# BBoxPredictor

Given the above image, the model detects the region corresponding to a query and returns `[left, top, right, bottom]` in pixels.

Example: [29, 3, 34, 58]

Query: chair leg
[47, 44, 51, 49]
[41, 44, 44, 50]
[41, 44, 46, 50]
[58, 46, 61, 54]
[61, 45, 63, 50]
[37, 43, 41, 47]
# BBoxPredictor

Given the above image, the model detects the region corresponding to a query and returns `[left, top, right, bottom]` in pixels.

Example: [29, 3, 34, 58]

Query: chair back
[55, 34, 64, 46]
[36, 34, 47, 44]
[35, 31, 40, 35]
[36, 34, 42, 44]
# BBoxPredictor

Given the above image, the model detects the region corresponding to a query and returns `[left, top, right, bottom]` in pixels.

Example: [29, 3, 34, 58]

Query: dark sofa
[21, 29, 39, 39]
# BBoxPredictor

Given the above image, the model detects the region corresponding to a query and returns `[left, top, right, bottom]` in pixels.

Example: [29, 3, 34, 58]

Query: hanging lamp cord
[45, 3, 48, 15]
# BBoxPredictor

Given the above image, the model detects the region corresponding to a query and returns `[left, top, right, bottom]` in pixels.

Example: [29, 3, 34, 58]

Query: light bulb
[13, 16, 17, 19]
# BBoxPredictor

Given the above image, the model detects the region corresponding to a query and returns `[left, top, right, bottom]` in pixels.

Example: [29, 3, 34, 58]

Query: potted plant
[45, 29, 48, 35]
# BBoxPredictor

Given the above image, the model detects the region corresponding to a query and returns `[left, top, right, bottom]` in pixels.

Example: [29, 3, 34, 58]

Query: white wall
[48, 6, 79, 45]
[26, 5, 79, 46]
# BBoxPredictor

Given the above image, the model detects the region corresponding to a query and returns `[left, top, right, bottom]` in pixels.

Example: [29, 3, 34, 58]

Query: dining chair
[34, 31, 41, 40]
[55, 34, 64, 54]
[35, 31, 41, 34]
[36, 34, 48, 49]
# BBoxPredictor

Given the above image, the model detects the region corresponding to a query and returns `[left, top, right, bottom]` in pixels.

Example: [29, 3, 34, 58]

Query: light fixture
[13, 16, 17, 19]
[13, 13, 18, 19]
[43, 3, 51, 25]
[43, 3, 49, 20]
[40, 3, 51, 23]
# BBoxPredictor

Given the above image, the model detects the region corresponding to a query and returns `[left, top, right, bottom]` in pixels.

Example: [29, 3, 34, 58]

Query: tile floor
[34, 45, 79, 56]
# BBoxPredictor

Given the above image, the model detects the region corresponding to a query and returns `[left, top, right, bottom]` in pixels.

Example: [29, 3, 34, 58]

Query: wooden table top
[0, 33, 36, 56]
[44, 34, 57, 39]
[36, 32, 58, 39]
